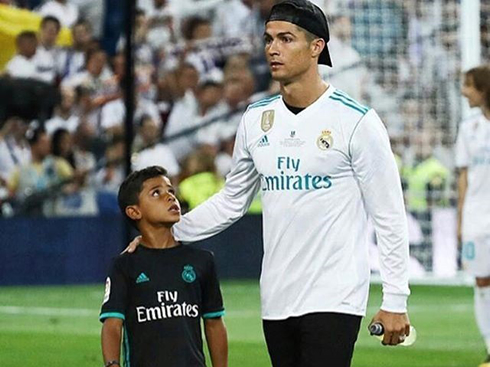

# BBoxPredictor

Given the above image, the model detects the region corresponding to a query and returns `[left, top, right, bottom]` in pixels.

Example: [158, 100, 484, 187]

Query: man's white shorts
[462, 236, 490, 277]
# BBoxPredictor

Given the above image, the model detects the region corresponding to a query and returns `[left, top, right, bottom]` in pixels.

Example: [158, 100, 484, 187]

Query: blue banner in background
[0, 215, 263, 286]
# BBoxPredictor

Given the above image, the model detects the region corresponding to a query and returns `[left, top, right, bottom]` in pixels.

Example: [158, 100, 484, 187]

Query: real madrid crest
[261, 110, 275, 132]
[182, 265, 196, 283]
[317, 130, 333, 150]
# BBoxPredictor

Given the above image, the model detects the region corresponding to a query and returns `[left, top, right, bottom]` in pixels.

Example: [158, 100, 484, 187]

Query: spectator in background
[93, 137, 125, 193]
[326, 14, 368, 103]
[35, 16, 62, 84]
[5, 31, 41, 81]
[0, 117, 30, 184]
[51, 128, 75, 169]
[58, 20, 94, 81]
[62, 49, 120, 131]
[132, 114, 180, 178]
[197, 61, 255, 149]
[8, 126, 74, 215]
[146, 0, 177, 50]
[45, 87, 80, 135]
[99, 91, 162, 135]
[165, 71, 223, 162]
[36, 0, 79, 28]
[212, 0, 254, 38]
[71, 122, 96, 185]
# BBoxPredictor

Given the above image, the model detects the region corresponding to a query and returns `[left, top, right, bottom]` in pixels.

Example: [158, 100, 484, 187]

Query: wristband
[104, 361, 120, 367]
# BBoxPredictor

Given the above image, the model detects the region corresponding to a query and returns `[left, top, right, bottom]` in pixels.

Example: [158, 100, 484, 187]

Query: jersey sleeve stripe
[99, 312, 126, 321]
[329, 96, 368, 115]
[333, 90, 369, 112]
[333, 91, 369, 112]
[249, 95, 280, 109]
[202, 310, 226, 319]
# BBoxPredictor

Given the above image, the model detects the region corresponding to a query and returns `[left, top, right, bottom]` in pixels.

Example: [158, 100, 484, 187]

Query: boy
[100, 166, 228, 367]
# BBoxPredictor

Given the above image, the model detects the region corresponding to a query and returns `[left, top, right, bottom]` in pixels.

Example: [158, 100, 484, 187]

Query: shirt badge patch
[261, 110, 275, 132]
[103, 277, 111, 304]
[182, 265, 197, 283]
[317, 130, 333, 150]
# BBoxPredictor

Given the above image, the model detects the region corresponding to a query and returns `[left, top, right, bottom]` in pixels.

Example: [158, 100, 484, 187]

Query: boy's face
[129, 175, 181, 226]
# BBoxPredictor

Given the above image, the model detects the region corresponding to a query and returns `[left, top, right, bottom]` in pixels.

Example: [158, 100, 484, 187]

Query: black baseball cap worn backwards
[266, 0, 332, 67]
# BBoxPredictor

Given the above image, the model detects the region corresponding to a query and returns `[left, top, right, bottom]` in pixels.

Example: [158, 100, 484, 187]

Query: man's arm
[457, 168, 468, 244]
[172, 114, 261, 242]
[350, 109, 410, 345]
[101, 318, 123, 366]
[204, 318, 228, 367]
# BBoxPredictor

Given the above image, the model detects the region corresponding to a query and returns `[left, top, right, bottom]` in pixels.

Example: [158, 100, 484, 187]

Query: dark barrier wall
[0, 215, 263, 286]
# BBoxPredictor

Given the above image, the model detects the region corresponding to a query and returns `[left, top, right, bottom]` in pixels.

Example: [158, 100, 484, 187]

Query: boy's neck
[140, 226, 178, 249]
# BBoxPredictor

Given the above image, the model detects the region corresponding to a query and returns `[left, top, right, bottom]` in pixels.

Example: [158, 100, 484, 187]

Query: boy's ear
[125, 205, 142, 221]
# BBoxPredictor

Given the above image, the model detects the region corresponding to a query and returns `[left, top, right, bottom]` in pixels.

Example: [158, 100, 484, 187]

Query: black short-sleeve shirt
[99, 244, 225, 367]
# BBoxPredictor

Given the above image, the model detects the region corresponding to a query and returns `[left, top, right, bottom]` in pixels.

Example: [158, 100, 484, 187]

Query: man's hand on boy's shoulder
[122, 235, 142, 254]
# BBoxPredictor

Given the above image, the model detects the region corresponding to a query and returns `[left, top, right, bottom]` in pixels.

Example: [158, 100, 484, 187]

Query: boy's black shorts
[263, 312, 362, 367]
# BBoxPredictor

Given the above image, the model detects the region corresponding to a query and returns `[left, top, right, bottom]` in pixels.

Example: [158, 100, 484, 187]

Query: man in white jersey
[456, 65, 490, 367]
[128, 0, 410, 365]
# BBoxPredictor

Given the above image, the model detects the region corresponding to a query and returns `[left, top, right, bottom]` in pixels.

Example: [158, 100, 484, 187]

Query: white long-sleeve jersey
[174, 86, 410, 320]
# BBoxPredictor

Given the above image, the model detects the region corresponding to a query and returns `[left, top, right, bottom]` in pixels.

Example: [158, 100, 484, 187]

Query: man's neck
[280, 71, 328, 108]
[140, 225, 177, 249]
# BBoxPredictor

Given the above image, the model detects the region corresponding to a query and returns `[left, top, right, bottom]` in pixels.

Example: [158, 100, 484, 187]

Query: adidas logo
[258, 135, 270, 147]
[136, 272, 150, 284]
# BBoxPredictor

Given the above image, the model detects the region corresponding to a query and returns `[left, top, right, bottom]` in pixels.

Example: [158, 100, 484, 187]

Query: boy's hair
[465, 65, 490, 109]
[118, 166, 168, 226]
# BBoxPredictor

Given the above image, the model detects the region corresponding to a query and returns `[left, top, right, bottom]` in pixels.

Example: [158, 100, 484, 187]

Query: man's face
[462, 75, 485, 108]
[133, 176, 181, 226]
[40, 21, 60, 46]
[87, 52, 107, 76]
[264, 21, 317, 83]
[72, 24, 91, 47]
[34, 133, 51, 159]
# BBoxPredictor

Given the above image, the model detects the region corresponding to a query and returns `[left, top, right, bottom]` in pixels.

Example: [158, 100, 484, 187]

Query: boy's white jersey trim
[173, 85, 410, 319]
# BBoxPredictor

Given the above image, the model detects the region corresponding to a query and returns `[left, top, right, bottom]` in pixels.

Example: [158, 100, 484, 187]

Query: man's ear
[125, 205, 142, 221]
[311, 38, 325, 59]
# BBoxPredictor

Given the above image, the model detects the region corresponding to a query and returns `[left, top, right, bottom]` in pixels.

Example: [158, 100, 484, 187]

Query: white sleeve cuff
[381, 293, 408, 313]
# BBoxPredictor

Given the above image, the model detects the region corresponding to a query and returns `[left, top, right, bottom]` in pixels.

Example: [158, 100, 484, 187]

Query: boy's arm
[101, 318, 123, 366]
[204, 317, 228, 367]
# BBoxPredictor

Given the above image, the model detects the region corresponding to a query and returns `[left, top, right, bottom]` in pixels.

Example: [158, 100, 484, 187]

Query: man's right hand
[122, 235, 142, 254]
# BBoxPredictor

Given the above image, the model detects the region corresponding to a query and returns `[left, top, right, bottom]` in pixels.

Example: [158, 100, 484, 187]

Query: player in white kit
[456, 65, 490, 367]
[128, 1, 411, 366]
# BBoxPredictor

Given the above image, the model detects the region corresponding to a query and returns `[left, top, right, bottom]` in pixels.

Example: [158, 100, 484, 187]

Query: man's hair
[118, 166, 168, 227]
[295, 25, 317, 43]
[72, 19, 92, 32]
[40, 16, 61, 31]
[466, 65, 490, 109]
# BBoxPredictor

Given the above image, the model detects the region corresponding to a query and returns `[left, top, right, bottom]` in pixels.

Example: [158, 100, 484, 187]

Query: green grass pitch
[0, 281, 484, 367]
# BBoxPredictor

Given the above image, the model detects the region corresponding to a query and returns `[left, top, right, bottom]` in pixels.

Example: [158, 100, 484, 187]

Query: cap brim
[319, 46, 332, 67]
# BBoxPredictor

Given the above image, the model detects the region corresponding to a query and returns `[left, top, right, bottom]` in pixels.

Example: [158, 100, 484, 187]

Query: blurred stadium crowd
[0, 0, 489, 272]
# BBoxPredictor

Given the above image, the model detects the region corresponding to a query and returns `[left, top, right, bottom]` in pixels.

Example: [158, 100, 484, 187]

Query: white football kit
[174, 86, 410, 320]
[456, 113, 490, 277]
